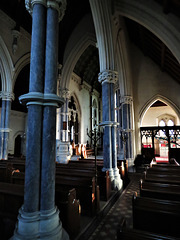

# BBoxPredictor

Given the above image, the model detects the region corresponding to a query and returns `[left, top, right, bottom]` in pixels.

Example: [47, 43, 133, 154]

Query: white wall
[8, 110, 27, 155]
[142, 105, 179, 127]
[131, 44, 180, 155]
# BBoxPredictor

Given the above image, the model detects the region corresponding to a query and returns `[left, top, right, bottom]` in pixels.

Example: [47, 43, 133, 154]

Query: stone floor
[86, 172, 143, 240]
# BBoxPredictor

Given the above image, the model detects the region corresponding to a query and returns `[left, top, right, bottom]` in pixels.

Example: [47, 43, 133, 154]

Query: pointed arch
[61, 14, 96, 90]
[69, 92, 81, 117]
[139, 94, 180, 126]
[0, 36, 14, 92]
[114, 0, 180, 64]
[12, 53, 30, 90]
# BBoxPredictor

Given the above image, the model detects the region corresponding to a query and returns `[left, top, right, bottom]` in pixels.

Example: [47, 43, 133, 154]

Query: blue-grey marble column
[3, 98, 12, 160]
[99, 70, 122, 190]
[119, 96, 134, 166]
[13, 2, 46, 239]
[0, 98, 6, 159]
[40, 3, 68, 239]
[60, 89, 70, 142]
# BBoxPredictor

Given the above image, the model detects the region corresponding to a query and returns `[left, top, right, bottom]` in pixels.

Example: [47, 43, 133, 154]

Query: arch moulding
[114, 0, 180, 64]
[139, 94, 180, 127]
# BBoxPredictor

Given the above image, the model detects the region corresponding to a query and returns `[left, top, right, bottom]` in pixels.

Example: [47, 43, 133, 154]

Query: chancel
[0, 0, 180, 239]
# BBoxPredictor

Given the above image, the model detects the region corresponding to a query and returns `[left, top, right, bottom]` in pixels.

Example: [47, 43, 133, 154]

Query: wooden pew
[0, 181, 80, 239]
[56, 164, 111, 201]
[140, 179, 180, 201]
[147, 166, 180, 175]
[132, 194, 180, 237]
[55, 188, 80, 239]
[55, 175, 99, 217]
[117, 217, 178, 240]
[152, 163, 180, 170]
[143, 172, 180, 185]
[9, 168, 100, 217]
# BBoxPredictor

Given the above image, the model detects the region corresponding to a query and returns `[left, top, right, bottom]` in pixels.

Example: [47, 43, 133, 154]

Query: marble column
[12, 1, 46, 239]
[2, 92, 14, 160]
[120, 96, 134, 166]
[56, 88, 71, 164]
[40, 1, 68, 239]
[0, 97, 6, 159]
[99, 70, 122, 190]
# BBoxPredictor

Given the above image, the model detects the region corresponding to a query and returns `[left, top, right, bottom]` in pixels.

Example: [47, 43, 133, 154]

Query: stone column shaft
[23, 3, 46, 213]
[0, 99, 6, 159]
[2, 99, 11, 160]
[41, 6, 59, 211]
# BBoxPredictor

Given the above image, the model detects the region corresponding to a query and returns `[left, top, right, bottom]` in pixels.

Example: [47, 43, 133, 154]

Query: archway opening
[141, 100, 180, 163]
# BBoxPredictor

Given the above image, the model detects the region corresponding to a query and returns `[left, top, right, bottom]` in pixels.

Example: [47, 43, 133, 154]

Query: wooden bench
[86, 148, 94, 157]
[117, 217, 179, 240]
[147, 166, 180, 175]
[56, 163, 111, 201]
[152, 164, 180, 169]
[0, 181, 80, 239]
[8, 169, 100, 217]
[132, 194, 180, 237]
[55, 175, 99, 217]
[143, 172, 180, 185]
[140, 179, 180, 201]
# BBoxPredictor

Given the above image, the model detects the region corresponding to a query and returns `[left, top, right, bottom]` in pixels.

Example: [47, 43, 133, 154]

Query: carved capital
[47, 0, 67, 22]
[98, 70, 118, 85]
[60, 88, 70, 99]
[0, 91, 14, 101]
[25, 0, 47, 15]
[25, 0, 66, 21]
[120, 95, 133, 105]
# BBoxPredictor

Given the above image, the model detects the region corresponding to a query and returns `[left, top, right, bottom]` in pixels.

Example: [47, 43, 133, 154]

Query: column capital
[25, 0, 47, 15]
[120, 95, 133, 104]
[0, 91, 14, 101]
[47, 0, 67, 22]
[25, 0, 67, 22]
[98, 70, 118, 85]
[60, 88, 70, 99]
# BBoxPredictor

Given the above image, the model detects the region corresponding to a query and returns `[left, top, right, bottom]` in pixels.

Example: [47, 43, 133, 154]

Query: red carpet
[155, 156, 169, 163]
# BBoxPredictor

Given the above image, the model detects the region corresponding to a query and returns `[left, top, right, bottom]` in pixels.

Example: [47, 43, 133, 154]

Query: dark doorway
[14, 135, 21, 157]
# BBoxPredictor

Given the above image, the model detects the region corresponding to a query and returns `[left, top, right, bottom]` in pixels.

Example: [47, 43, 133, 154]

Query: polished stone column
[40, 1, 68, 239]
[99, 70, 122, 190]
[3, 93, 13, 160]
[61, 89, 70, 142]
[0, 98, 6, 159]
[12, 1, 46, 239]
[56, 89, 71, 164]
[120, 96, 134, 166]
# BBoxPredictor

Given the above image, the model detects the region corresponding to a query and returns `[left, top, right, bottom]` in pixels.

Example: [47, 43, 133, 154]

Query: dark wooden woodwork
[132, 194, 180, 237]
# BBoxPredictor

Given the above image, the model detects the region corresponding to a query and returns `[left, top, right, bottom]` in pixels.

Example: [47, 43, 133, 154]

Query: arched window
[167, 119, 174, 126]
[159, 120, 166, 127]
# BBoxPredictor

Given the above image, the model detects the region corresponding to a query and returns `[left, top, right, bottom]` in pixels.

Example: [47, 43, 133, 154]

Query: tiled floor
[87, 173, 143, 240]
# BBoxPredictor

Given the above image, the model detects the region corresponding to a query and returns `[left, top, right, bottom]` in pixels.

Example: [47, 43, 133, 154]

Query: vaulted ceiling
[0, 0, 180, 110]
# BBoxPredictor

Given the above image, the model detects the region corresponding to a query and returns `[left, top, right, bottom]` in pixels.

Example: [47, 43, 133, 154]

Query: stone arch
[68, 92, 82, 143]
[61, 14, 96, 90]
[114, 0, 180, 64]
[12, 53, 30, 90]
[0, 36, 14, 92]
[139, 94, 180, 127]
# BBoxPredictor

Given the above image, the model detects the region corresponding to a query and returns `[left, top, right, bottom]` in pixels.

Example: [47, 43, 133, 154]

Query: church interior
[0, 0, 180, 239]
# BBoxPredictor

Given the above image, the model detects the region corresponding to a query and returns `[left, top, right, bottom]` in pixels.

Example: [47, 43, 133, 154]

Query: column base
[40, 207, 69, 240]
[56, 141, 71, 164]
[113, 168, 123, 190]
[11, 207, 40, 240]
[127, 158, 134, 167]
[11, 206, 69, 240]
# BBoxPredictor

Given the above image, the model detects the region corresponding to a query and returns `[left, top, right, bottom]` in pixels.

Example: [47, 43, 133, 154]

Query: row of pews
[117, 162, 180, 239]
[0, 156, 129, 239]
